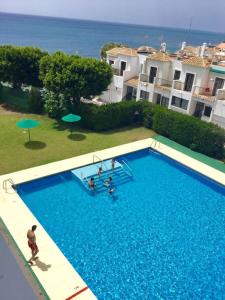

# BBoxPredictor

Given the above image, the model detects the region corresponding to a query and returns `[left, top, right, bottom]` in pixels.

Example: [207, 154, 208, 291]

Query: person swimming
[104, 176, 115, 194]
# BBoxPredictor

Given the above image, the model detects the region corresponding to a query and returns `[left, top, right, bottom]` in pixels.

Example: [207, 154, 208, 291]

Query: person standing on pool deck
[27, 225, 39, 265]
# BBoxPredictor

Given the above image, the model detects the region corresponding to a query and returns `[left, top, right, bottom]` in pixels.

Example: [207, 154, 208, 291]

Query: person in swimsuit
[88, 177, 95, 190]
[111, 158, 115, 169]
[27, 225, 39, 265]
[104, 176, 115, 194]
[98, 167, 102, 177]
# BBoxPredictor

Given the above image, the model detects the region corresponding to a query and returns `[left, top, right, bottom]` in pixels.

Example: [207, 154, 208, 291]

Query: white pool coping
[0, 137, 225, 300]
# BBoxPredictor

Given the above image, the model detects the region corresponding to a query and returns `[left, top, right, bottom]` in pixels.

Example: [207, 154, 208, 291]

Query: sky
[1, 0, 225, 33]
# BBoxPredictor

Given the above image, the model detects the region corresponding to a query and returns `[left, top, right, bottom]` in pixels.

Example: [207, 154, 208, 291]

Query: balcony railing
[217, 89, 225, 100]
[193, 86, 215, 101]
[155, 78, 172, 90]
[139, 73, 148, 83]
[173, 80, 185, 91]
[112, 68, 120, 76]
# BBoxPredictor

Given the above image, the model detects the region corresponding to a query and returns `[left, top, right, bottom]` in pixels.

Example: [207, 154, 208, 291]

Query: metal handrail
[3, 178, 16, 191]
[121, 160, 133, 176]
[150, 140, 160, 149]
[93, 154, 108, 171]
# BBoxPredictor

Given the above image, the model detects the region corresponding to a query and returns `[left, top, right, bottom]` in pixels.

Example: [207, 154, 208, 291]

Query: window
[184, 73, 195, 92]
[109, 60, 114, 65]
[174, 70, 181, 80]
[212, 77, 225, 96]
[204, 106, 212, 117]
[171, 96, 188, 110]
[156, 93, 161, 104]
[140, 90, 149, 100]
[161, 96, 169, 107]
[156, 94, 169, 107]
[120, 61, 126, 76]
[149, 67, 157, 84]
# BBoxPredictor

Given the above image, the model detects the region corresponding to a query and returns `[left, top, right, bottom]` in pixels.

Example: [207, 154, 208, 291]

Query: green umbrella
[61, 114, 81, 134]
[16, 119, 39, 141]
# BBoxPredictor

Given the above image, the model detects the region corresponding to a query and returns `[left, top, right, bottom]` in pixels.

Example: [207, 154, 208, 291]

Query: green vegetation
[0, 114, 154, 175]
[100, 42, 128, 61]
[28, 86, 43, 114]
[0, 45, 47, 88]
[40, 51, 112, 116]
[144, 104, 225, 159]
[0, 86, 30, 112]
[76, 100, 146, 130]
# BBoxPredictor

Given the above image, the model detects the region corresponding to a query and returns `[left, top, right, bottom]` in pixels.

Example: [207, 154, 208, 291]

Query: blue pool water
[18, 150, 225, 299]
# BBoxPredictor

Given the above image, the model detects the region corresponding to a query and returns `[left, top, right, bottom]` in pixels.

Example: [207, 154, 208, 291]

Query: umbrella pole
[28, 128, 31, 141]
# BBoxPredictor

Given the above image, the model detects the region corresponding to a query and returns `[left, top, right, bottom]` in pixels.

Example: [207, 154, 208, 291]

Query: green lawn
[0, 114, 155, 175]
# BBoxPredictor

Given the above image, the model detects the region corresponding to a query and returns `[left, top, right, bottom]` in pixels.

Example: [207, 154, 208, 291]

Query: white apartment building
[100, 42, 225, 129]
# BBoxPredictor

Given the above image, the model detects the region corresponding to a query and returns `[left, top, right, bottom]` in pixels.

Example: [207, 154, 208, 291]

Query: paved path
[154, 135, 225, 174]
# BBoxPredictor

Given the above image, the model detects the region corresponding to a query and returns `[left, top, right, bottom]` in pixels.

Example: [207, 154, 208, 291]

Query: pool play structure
[1, 138, 225, 299]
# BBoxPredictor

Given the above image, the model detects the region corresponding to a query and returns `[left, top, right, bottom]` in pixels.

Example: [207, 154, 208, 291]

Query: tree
[0, 45, 47, 88]
[100, 42, 128, 61]
[39, 53, 112, 106]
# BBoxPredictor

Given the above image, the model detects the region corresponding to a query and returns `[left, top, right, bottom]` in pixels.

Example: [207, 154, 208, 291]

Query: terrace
[193, 86, 215, 102]
[155, 78, 173, 91]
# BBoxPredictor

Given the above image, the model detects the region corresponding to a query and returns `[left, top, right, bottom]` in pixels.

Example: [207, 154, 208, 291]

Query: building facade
[100, 43, 225, 128]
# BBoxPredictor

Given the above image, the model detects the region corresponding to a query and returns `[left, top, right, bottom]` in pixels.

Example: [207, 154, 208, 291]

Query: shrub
[43, 90, 67, 118]
[28, 87, 43, 113]
[152, 108, 225, 159]
[76, 100, 147, 131]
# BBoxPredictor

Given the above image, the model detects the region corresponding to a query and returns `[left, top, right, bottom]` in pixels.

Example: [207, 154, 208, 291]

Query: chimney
[160, 42, 166, 53]
[181, 41, 186, 51]
[200, 42, 207, 57]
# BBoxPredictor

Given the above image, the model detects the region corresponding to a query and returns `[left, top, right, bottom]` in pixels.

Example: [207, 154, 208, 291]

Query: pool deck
[0, 137, 225, 300]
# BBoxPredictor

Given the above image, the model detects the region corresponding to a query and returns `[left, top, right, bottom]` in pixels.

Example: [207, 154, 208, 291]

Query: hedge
[75, 100, 225, 159]
[75, 100, 148, 131]
[151, 108, 225, 159]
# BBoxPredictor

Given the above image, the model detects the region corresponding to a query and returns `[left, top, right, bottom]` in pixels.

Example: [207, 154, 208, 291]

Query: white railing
[93, 154, 108, 171]
[217, 89, 225, 100]
[121, 159, 133, 177]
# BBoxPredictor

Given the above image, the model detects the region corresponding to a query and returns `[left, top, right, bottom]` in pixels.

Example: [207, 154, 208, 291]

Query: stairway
[71, 159, 133, 193]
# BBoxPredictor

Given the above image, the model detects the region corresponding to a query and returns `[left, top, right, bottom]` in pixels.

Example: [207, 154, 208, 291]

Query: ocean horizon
[0, 12, 224, 58]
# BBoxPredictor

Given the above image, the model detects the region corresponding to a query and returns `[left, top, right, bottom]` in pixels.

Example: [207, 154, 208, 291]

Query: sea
[0, 12, 224, 58]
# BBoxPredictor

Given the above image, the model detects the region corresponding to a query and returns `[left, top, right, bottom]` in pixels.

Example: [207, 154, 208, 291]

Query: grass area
[154, 135, 225, 174]
[0, 114, 155, 175]
[0, 86, 30, 112]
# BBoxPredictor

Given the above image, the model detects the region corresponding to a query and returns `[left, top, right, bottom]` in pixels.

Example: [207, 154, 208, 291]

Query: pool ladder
[150, 140, 161, 150]
[2, 178, 16, 191]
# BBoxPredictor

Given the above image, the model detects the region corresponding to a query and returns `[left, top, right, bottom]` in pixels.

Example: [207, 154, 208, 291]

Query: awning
[210, 65, 225, 75]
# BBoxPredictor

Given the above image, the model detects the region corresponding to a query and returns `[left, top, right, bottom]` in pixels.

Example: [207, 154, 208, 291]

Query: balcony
[217, 89, 225, 100]
[155, 78, 172, 91]
[173, 80, 185, 91]
[112, 68, 120, 76]
[139, 73, 148, 83]
[193, 86, 215, 102]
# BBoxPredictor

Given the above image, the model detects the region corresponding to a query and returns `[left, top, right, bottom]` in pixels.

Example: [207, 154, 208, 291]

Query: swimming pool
[17, 149, 225, 299]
